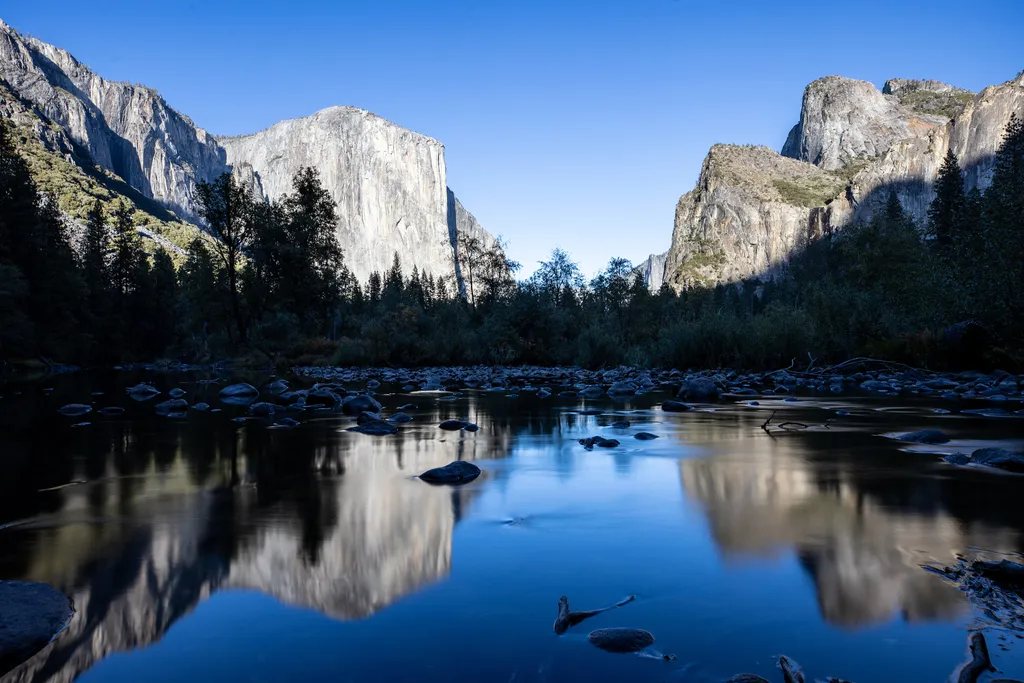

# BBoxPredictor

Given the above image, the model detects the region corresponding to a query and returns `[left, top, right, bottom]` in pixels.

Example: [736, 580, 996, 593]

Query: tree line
[0, 116, 1022, 370]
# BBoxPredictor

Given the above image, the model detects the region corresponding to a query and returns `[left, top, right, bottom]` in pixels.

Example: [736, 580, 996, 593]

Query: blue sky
[4, 1, 1020, 277]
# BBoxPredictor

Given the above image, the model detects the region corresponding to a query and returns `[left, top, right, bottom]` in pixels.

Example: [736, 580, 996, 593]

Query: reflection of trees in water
[677, 417, 1024, 627]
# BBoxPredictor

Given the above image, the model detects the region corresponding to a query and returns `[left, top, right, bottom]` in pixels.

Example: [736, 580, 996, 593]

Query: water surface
[2, 373, 1024, 682]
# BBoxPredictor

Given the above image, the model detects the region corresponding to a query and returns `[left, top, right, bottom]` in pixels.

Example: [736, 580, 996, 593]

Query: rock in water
[678, 378, 721, 402]
[56, 404, 91, 417]
[155, 398, 189, 414]
[607, 381, 638, 396]
[897, 429, 950, 444]
[419, 461, 481, 485]
[248, 402, 279, 417]
[586, 628, 654, 653]
[726, 677, 771, 683]
[439, 419, 469, 431]
[971, 559, 1024, 587]
[0, 581, 74, 677]
[634, 432, 659, 440]
[952, 632, 994, 683]
[347, 421, 398, 436]
[341, 394, 383, 416]
[777, 655, 805, 683]
[126, 383, 160, 401]
[220, 383, 259, 398]
[969, 448, 1024, 473]
[661, 400, 694, 413]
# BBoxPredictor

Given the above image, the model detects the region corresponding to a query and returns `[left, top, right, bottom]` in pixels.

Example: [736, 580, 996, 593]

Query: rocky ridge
[0, 18, 490, 285]
[657, 71, 1024, 289]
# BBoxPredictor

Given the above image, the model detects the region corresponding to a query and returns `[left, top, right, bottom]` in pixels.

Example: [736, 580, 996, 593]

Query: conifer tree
[928, 149, 965, 247]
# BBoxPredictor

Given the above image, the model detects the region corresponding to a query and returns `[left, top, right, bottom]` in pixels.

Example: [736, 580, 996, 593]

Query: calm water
[2, 372, 1024, 683]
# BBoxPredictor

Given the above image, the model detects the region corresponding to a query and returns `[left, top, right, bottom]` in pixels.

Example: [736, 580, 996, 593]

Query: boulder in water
[126, 383, 160, 401]
[57, 404, 91, 417]
[634, 432, 659, 440]
[0, 581, 74, 677]
[263, 379, 289, 395]
[347, 421, 398, 435]
[220, 383, 259, 398]
[388, 412, 414, 423]
[249, 402, 280, 417]
[586, 627, 654, 653]
[419, 461, 481, 485]
[968, 447, 1024, 473]
[439, 419, 469, 431]
[155, 398, 189, 414]
[678, 377, 721, 402]
[607, 381, 638, 396]
[341, 394, 382, 416]
[897, 429, 950, 444]
[168, 388, 186, 398]
[661, 400, 694, 413]
[725, 677, 771, 683]
[98, 406, 124, 417]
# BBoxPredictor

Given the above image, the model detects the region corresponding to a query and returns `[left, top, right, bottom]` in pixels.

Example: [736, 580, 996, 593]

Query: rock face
[666, 71, 1024, 289]
[0, 19, 227, 222]
[0, 19, 491, 285]
[639, 251, 668, 291]
[219, 109, 488, 283]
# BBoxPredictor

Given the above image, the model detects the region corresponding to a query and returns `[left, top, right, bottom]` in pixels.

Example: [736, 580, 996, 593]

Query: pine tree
[928, 149, 965, 247]
[196, 172, 253, 344]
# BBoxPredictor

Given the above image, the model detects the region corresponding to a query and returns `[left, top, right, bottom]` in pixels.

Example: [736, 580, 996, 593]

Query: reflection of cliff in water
[678, 427, 1023, 627]
[2, 429, 480, 683]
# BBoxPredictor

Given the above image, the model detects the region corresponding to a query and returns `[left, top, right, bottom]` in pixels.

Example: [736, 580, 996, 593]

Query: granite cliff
[0, 18, 490, 285]
[658, 71, 1024, 289]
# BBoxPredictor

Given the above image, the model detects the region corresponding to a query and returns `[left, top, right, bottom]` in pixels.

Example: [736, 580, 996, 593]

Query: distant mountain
[651, 71, 1024, 289]
[0, 18, 491, 285]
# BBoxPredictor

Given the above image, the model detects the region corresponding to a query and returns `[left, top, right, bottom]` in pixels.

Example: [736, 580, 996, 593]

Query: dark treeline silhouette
[1, 116, 1022, 370]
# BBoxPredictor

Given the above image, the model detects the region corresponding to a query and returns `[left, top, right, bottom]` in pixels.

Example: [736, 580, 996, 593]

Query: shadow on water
[1, 373, 1023, 682]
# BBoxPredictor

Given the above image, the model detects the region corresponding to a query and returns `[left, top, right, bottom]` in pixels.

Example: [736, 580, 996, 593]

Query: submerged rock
[586, 627, 654, 653]
[388, 412, 414, 423]
[896, 429, 950, 444]
[634, 432, 659, 440]
[725, 676, 771, 683]
[0, 581, 74, 677]
[57, 404, 91, 417]
[347, 421, 398, 436]
[661, 400, 694, 412]
[439, 419, 469, 431]
[609, 420, 631, 429]
[168, 388, 186, 398]
[419, 461, 481, 485]
[98, 406, 124, 417]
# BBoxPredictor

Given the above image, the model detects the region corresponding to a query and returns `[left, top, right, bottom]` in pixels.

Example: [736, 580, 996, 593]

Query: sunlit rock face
[665, 72, 1024, 289]
[639, 251, 667, 291]
[0, 19, 228, 222]
[219, 109, 488, 284]
[0, 18, 491, 284]
[678, 445, 1019, 627]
